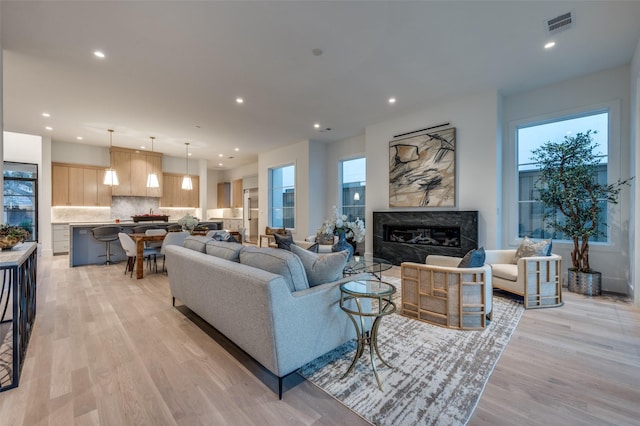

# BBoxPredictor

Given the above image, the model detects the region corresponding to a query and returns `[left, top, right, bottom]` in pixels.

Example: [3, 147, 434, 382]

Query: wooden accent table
[129, 233, 166, 279]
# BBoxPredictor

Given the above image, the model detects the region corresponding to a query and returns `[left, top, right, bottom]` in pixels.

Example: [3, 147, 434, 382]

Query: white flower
[319, 206, 365, 243]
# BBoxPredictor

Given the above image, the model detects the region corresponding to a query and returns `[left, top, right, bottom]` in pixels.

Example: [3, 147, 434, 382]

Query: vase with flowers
[320, 206, 365, 260]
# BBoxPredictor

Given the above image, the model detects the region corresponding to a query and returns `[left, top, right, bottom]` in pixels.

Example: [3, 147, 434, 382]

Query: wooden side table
[339, 279, 396, 391]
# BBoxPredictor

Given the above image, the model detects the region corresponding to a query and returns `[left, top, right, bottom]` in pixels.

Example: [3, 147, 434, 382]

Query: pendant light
[182, 142, 193, 190]
[146, 136, 160, 188]
[103, 129, 119, 186]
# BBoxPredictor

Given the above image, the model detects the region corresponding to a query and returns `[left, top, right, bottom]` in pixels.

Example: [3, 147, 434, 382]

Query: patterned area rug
[298, 277, 524, 426]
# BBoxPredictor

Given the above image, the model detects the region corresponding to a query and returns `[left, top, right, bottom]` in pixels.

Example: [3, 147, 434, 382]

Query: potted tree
[530, 130, 633, 295]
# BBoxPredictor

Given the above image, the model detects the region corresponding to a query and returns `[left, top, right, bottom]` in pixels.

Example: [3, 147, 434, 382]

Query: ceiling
[2, 1, 640, 169]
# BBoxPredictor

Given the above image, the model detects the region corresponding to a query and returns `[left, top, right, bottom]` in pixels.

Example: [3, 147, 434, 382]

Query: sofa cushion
[458, 247, 485, 268]
[239, 246, 309, 292]
[491, 263, 518, 282]
[515, 237, 552, 262]
[205, 240, 244, 262]
[290, 244, 348, 287]
[183, 235, 211, 253]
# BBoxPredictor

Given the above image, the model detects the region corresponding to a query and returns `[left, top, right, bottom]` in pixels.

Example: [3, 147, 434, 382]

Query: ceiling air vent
[546, 12, 574, 35]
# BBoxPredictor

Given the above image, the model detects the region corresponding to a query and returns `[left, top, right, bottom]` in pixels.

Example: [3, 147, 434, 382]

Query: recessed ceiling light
[94, 50, 105, 58]
[218, 153, 224, 157]
[218, 163, 223, 166]
[76, 136, 83, 140]
[236, 97, 244, 104]
[314, 123, 321, 129]
[234, 147, 240, 152]
[45, 126, 53, 131]
[544, 41, 556, 49]
[141, 145, 146, 150]
[388, 97, 397, 104]
[42, 112, 50, 118]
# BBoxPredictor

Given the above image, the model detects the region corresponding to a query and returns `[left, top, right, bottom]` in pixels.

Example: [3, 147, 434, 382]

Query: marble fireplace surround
[373, 210, 478, 265]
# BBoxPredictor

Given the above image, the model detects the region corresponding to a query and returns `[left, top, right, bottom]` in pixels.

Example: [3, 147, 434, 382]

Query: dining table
[128, 233, 166, 279]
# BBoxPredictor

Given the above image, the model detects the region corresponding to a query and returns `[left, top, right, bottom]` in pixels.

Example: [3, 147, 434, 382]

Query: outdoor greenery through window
[517, 110, 609, 242]
[340, 157, 366, 222]
[269, 164, 295, 228]
[3, 162, 38, 241]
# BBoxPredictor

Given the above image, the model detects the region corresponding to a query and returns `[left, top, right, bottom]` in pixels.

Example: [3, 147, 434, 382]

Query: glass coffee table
[343, 254, 393, 281]
[339, 279, 396, 391]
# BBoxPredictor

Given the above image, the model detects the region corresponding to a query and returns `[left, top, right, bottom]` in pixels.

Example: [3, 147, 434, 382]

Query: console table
[0, 242, 37, 392]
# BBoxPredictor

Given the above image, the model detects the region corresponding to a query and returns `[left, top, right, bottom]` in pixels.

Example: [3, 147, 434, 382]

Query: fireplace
[373, 211, 478, 265]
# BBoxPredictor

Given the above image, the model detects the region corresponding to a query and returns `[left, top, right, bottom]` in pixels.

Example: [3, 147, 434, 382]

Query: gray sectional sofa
[164, 237, 369, 398]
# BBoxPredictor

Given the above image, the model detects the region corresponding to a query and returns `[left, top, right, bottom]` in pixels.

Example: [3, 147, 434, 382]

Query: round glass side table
[339, 279, 396, 391]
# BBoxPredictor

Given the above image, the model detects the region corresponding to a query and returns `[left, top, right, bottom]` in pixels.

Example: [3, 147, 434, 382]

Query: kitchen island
[68, 221, 224, 267]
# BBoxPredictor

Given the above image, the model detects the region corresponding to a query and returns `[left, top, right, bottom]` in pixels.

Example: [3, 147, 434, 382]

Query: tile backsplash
[52, 197, 198, 223]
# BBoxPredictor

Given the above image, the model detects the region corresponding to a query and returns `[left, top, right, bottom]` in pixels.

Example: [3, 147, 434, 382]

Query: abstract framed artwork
[389, 126, 456, 207]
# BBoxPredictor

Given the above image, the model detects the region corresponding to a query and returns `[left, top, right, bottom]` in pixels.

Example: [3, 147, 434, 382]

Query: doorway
[243, 188, 258, 244]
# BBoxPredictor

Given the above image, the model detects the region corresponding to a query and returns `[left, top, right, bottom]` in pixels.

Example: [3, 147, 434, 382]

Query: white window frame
[505, 100, 623, 253]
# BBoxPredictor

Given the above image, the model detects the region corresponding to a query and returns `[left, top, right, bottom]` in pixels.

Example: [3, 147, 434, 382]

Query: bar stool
[91, 225, 122, 264]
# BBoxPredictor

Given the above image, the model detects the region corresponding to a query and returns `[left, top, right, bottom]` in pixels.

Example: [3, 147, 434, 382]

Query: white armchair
[484, 249, 563, 309]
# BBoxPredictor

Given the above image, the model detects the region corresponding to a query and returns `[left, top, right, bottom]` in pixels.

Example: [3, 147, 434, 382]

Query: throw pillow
[290, 244, 349, 287]
[273, 232, 295, 251]
[239, 246, 309, 292]
[457, 247, 486, 268]
[514, 237, 552, 262]
[306, 242, 319, 253]
[208, 230, 238, 243]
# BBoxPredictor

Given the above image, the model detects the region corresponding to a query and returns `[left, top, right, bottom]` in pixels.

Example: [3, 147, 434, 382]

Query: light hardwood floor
[0, 256, 638, 425]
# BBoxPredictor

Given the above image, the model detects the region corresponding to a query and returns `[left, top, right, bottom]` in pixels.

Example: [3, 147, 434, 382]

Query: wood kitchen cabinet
[52, 163, 112, 206]
[160, 173, 199, 208]
[232, 179, 243, 208]
[217, 182, 231, 208]
[110, 146, 163, 197]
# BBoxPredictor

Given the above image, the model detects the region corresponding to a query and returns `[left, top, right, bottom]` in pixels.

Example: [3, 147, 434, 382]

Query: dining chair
[118, 232, 157, 277]
[145, 228, 167, 272]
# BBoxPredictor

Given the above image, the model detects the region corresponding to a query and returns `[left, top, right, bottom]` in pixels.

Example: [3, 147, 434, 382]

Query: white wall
[51, 141, 109, 166]
[503, 65, 632, 293]
[364, 90, 501, 255]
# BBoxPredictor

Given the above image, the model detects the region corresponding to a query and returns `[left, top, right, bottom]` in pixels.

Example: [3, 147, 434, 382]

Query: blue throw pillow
[457, 247, 485, 268]
[273, 232, 295, 250]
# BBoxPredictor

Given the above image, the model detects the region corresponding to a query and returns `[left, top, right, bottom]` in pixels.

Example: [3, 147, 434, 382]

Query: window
[269, 164, 295, 228]
[340, 157, 366, 222]
[3, 162, 38, 241]
[517, 110, 609, 242]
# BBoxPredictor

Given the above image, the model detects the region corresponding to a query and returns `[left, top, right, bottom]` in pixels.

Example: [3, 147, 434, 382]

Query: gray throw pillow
[208, 230, 238, 243]
[205, 240, 244, 262]
[457, 247, 485, 268]
[514, 237, 552, 263]
[239, 246, 309, 292]
[290, 244, 348, 287]
[273, 232, 295, 250]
